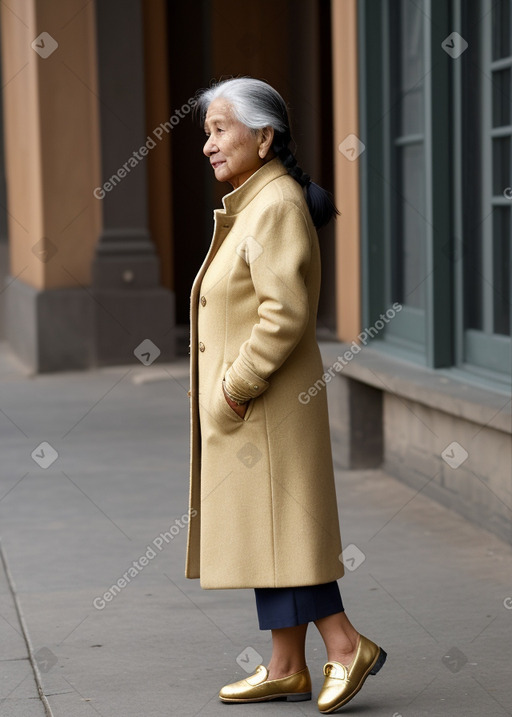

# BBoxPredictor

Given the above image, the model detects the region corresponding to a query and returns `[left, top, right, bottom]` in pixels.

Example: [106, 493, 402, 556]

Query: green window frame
[359, 0, 511, 384]
[382, 0, 428, 355]
[453, 0, 511, 383]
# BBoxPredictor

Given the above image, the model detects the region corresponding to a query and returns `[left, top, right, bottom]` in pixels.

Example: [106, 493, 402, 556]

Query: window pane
[492, 0, 511, 61]
[390, 0, 426, 313]
[399, 0, 424, 135]
[461, 0, 484, 332]
[458, 0, 511, 375]
[493, 207, 511, 335]
[465, 242, 484, 330]
[492, 68, 511, 128]
[394, 143, 426, 309]
[492, 136, 510, 196]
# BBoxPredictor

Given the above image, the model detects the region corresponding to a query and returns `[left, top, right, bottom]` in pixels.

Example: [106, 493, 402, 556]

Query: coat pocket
[217, 382, 255, 423]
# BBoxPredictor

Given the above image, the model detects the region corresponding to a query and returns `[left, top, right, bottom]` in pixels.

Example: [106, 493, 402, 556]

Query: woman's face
[203, 98, 273, 189]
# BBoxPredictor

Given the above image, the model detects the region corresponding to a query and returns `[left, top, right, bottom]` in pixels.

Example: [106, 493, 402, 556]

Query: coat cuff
[224, 358, 269, 402]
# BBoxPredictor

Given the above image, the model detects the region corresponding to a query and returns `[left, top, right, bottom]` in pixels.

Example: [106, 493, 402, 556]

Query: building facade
[0, 0, 510, 542]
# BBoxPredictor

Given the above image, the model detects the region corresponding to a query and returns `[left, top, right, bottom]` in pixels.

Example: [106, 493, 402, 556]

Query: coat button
[200, 296, 207, 307]
[199, 342, 205, 352]
[253, 385, 259, 390]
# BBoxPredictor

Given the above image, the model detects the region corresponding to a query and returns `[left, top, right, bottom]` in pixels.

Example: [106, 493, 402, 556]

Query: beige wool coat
[185, 157, 344, 589]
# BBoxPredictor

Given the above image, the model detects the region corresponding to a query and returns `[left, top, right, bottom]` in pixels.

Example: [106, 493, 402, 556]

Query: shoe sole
[318, 647, 387, 714]
[219, 691, 312, 703]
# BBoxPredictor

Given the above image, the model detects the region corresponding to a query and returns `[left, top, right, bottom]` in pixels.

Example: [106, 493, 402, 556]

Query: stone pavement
[0, 340, 511, 716]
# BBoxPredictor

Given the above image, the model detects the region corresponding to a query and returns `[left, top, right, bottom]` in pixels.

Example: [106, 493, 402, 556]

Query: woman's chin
[214, 169, 231, 184]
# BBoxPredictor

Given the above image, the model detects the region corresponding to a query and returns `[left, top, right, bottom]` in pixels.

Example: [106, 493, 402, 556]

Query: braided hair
[196, 77, 339, 229]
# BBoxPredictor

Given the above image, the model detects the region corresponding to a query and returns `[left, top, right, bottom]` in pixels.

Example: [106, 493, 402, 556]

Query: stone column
[91, 0, 174, 366]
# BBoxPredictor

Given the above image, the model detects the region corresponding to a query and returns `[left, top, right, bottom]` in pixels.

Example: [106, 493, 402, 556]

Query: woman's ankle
[326, 632, 360, 666]
[266, 658, 307, 680]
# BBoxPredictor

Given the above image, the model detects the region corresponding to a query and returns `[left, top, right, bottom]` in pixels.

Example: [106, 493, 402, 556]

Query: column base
[5, 277, 94, 372]
[326, 372, 383, 469]
[4, 277, 175, 373]
[93, 287, 175, 367]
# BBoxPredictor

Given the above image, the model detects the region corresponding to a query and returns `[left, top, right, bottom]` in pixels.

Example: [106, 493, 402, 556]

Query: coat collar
[218, 157, 288, 216]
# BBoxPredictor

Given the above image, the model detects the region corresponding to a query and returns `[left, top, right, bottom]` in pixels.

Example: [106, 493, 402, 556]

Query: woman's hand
[222, 382, 248, 418]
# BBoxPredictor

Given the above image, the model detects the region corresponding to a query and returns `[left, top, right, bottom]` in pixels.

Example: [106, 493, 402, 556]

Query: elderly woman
[185, 77, 386, 713]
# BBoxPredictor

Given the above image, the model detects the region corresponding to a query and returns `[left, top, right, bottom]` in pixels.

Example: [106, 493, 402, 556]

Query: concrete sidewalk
[0, 340, 511, 717]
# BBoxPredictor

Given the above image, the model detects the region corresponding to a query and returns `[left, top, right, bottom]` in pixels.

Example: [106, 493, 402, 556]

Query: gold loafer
[219, 664, 312, 703]
[317, 634, 387, 713]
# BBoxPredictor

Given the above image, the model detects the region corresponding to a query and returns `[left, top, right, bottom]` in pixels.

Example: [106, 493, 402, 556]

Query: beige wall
[1, 0, 101, 290]
[331, 0, 361, 341]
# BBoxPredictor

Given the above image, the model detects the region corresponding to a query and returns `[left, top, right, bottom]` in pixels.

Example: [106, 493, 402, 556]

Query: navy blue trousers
[254, 581, 344, 630]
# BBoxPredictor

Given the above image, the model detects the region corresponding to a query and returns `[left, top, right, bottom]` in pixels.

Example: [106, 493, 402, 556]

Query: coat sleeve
[223, 200, 312, 403]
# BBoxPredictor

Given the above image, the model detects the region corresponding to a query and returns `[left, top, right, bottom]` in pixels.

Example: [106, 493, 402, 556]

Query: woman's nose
[203, 136, 216, 156]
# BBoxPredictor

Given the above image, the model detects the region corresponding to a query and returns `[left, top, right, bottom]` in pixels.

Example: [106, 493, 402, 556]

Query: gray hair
[196, 77, 289, 135]
[196, 77, 339, 228]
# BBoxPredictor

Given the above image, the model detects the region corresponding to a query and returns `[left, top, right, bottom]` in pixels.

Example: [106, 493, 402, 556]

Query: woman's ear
[258, 126, 275, 159]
